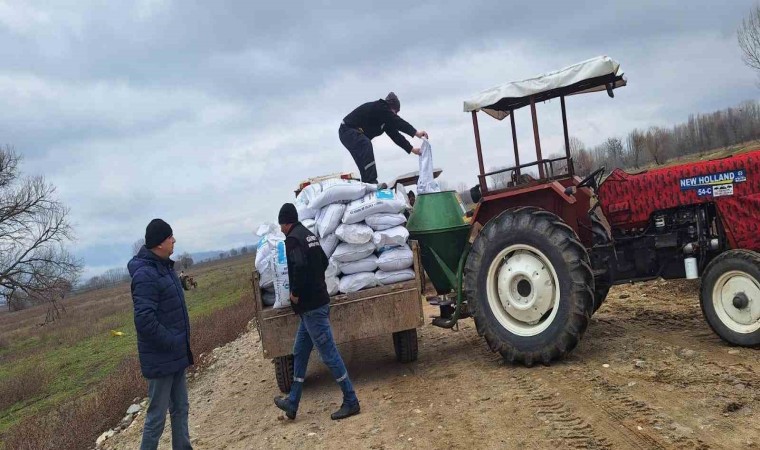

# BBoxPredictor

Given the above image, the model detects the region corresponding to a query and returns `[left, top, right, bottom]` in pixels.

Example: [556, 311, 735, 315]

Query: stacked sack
[254, 223, 291, 309]
[296, 179, 416, 295]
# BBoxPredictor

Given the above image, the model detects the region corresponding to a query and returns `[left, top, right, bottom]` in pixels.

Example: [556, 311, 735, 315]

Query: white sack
[342, 189, 408, 224]
[332, 241, 376, 263]
[417, 138, 441, 194]
[372, 225, 409, 250]
[365, 213, 407, 231]
[310, 179, 369, 210]
[254, 224, 286, 288]
[377, 244, 414, 271]
[302, 219, 317, 235]
[272, 240, 291, 309]
[339, 254, 378, 275]
[320, 233, 339, 258]
[335, 223, 373, 244]
[261, 287, 276, 307]
[316, 203, 346, 237]
[339, 272, 377, 293]
[326, 276, 340, 296]
[295, 183, 321, 220]
[325, 258, 340, 278]
[375, 268, 415, 285]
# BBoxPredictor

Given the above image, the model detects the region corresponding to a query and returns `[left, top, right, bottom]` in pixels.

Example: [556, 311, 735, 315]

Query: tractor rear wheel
[590, 212, 613, 313]
[700, 250, 760, 346]
[464, 207, 594, 366]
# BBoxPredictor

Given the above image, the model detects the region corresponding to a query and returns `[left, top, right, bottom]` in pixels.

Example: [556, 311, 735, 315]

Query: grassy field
[0, 254, 256, 449]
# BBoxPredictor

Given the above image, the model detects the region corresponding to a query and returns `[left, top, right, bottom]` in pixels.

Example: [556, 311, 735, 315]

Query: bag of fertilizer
[417, 138, 441, 194]
[342, 189, 408, 224]
[302, 218, 317, 235]
[365, 213, 407, 231]
[339, 272, 377, 293]
[332, 241, 375, 262]
[375, 268, 415, 285]
[320, 233, 339, 258]
[325, 257, 340, 278]
[339, 254, 378, 275]
[316, 203, 346, 237]
[261, 287, 276, 307]
[335, 223, 373, 244]
[372, 225, 409, 250]
[272, 240, 291, 309]
[377, 245, 414, 271]
[326, 276, 340, 296]
[254, 224, 286, 288]
[309, 179, 371, 210]
[295, 183, 321, 220]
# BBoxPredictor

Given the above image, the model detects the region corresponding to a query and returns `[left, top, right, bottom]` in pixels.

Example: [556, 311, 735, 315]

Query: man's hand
[410, 147, 422, 156]
[415, 130, 429, 139]
[290, 293, 299, 304]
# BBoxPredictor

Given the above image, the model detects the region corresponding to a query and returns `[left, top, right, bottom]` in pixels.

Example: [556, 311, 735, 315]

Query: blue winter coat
[128, 246, 194, 379]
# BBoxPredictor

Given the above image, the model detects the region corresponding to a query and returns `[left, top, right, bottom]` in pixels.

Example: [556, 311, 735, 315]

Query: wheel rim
[486, 244, 560, 337]
[712, 270, 760, 334]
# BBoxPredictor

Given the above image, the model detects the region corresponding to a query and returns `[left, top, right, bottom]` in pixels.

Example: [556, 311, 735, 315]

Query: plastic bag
[339, 272, 377, 293]
[316, 203, 346, 237]
[417, 138, 441, 194]
[332, 241, 376, 263]
[375, 268, 415, 285]
[365, 213, 407, 231]
[339, 254, 378, 275]
[320, 233, 339, 258]
[335, 223, 373, 244]
[342, 189, 408, 224]
[372, 225, 409, 250]
[309, 179, 370, 210]
[377, 244, 414, 271]
[326, 276, 340, 296]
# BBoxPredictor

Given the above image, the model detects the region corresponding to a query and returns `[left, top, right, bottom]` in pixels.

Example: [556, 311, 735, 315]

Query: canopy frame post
[560, 95, 574, 177]
[472, 111, 487, 193]
[530, 96, 545, 179]
[510, 110, 520, 178]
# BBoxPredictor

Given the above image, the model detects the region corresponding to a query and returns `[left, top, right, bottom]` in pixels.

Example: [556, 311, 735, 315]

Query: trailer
[250, 241, 425, 393]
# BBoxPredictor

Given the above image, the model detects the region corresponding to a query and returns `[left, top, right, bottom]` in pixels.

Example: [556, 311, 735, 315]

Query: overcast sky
[3, 0, 758, 278]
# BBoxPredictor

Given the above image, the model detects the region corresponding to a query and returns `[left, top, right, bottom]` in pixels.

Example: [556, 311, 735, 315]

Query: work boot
[274, 396, 297, 420]
[330, 402, 360, 420]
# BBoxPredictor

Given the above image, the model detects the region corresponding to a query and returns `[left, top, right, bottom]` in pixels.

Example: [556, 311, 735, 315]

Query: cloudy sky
[2, 0, 758, 278]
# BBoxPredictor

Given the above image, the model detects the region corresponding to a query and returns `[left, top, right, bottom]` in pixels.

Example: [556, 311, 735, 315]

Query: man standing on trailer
[339, 92, 429, 185]
[273, 203, 361, 421]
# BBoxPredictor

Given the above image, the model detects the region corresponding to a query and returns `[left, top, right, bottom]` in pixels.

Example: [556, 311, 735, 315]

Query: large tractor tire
[589, 212, 613, 313]
[392, 329, 419, 363]
[464, 207, 594, 366]
[273, 354, 294, 393]
[700, 250, 760, 347]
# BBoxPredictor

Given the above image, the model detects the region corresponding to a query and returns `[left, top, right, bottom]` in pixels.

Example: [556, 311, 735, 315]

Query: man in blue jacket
[128, 219, 193, 450]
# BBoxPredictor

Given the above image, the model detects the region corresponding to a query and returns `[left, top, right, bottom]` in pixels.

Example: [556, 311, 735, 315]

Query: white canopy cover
[463, 56, 626, 120]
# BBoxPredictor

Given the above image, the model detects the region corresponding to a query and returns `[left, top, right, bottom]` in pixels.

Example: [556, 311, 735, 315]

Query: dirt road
[105, 280, 759, 449]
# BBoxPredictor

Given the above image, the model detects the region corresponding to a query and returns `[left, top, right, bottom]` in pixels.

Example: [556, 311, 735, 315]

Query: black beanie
[145, 219, 173, 249]
[386, 92, 400, 111]
[278, 203, 298, 225]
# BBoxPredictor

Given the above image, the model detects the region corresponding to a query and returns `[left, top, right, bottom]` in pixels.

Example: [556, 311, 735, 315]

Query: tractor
[407, 56, 758, 368]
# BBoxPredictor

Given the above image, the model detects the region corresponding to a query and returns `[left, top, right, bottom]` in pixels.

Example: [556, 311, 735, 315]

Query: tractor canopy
[463, 56, 626, 120]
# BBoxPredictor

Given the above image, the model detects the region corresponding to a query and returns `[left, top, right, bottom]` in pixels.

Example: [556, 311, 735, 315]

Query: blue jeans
[288, 304, 358, 409]
[140, 369, 192, 450]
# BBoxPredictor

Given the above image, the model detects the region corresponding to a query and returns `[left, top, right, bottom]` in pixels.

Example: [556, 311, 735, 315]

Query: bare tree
[0, 146, 82, 311]
[229, 248, 239, 257]
[738, 4, 760, 76]
[569, 137, 594, 176]
[178, 252, 194, 269]
[645, 127, 667, 165]
[240, 246, 249, 255]
[625, 130, 646, 168]
[132, 238, 145, 256]
[488, 166, 512, 190]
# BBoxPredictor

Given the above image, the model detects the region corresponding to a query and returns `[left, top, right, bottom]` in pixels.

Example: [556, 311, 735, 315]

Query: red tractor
[429, 56, 758, 367]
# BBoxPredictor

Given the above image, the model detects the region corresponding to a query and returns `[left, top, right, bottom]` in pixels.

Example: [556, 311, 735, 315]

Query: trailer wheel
[392, 329, 418, 363]
[273, 354, 294, 393]
[700, 250, 760, 346]
[465, 207, 593, 366]
[590, 212, 613, 313]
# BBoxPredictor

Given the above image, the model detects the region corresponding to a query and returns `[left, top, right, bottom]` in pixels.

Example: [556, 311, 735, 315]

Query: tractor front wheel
[700, 250, 760, 346]
[464, 207, 594, 366]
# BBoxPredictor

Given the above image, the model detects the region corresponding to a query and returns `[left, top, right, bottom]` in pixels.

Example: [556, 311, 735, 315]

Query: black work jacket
[285, 223, 330, 314]
[342, 99, 417, 152]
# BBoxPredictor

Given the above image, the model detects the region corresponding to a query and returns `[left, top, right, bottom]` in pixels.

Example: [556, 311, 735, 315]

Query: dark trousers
[288, 304, 358, 409]
[141, 369, 192, 450]
[339, 124, 377, 184]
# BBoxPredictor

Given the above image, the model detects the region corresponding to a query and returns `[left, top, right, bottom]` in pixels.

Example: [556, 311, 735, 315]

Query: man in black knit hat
[339, 92, 429, 185]
[128, 219, 194, 450]
[273, 203, 360, 421]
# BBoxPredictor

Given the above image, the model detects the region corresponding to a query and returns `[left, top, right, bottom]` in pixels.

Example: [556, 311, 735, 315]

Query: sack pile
[255, 223, 291, 309]
[297, 179, 416, 295]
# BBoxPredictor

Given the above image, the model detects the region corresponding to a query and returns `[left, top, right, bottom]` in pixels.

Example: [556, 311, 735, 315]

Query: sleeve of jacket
[381, 109, 417, 152]
[132, 270, 178, 351]
[286, 236, 308, 298]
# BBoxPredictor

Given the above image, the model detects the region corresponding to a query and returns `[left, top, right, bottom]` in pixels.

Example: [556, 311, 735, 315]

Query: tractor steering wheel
[577, 167, 605, 191]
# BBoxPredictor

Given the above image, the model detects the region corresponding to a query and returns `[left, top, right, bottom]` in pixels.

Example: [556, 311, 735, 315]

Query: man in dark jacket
[340, 92, 429, 184]
[128, 219, 193, 450]
[273, 203, 360, 421]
